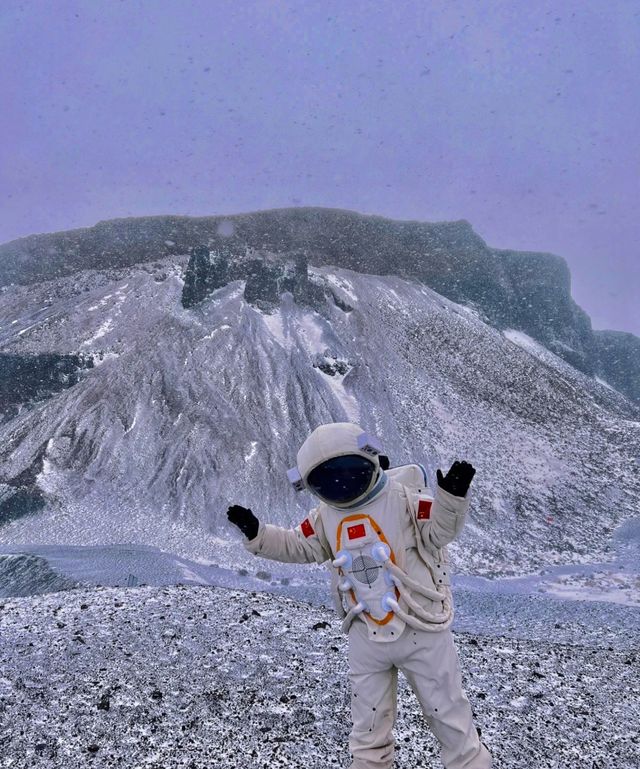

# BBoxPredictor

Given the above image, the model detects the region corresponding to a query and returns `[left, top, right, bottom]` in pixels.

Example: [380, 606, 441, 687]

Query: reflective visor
[307, 454, 376, 504]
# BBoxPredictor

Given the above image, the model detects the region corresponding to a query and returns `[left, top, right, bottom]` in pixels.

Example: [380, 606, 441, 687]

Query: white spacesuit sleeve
[425, 485, 471, 549]
[242, 506, 332, 565]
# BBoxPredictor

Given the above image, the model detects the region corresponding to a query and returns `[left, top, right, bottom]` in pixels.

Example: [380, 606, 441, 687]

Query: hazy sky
[1, 0, 638, 334]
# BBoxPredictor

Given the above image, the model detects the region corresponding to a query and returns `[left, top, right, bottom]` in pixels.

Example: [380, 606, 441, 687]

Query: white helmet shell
[293, 422, 382, 509]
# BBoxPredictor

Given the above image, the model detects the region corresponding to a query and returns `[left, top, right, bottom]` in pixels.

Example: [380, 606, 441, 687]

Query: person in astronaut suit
[227, 422, 493, 769]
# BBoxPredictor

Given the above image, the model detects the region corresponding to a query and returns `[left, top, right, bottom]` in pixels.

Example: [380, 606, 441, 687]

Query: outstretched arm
[227, 504, 332, 565]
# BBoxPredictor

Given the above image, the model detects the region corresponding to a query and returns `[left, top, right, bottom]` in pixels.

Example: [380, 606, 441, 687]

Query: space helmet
[287, 422, 386, 509]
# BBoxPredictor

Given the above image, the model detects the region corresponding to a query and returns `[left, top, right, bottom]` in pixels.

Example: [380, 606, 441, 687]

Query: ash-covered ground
[1, 584, 638, 769]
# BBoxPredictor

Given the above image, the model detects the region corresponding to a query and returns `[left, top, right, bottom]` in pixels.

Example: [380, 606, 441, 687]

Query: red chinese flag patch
[347, 523, 366, 540]
[417, 499, 432, 520]
[300, 518, 315, 538]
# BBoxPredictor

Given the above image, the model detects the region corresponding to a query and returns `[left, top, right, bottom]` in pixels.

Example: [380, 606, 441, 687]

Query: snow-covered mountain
[1, 231, 638, 577]
[1, 208, 638, 401]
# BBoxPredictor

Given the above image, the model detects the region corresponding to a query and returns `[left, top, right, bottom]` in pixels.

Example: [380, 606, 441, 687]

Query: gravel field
[1, 584, 638, 769]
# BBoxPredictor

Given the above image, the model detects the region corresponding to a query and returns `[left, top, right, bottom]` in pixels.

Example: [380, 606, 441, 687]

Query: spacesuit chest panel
[330, 483, 408, 570]
[323, 483, 410, 642]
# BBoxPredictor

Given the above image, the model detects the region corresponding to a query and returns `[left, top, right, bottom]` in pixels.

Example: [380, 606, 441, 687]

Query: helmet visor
[307, 454, 377, 504]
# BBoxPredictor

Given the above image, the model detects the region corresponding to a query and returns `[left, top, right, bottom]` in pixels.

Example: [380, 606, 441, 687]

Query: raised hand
[227, 504, 260, 541]
[436, 460, 476, 498]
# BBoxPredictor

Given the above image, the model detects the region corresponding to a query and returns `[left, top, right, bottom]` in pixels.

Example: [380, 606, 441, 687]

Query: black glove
[436, 460, 476, 497]
[227, 504, 260, 541]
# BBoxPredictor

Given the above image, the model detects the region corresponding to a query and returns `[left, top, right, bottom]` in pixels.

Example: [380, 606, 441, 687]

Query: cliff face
[495, 249, 597, 373]
[0, 207, 636, 400]
[594, 331, 640, 403]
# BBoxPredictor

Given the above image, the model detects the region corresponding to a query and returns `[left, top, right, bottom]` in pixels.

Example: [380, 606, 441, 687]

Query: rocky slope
[0, 207, 636, 401]
[0, 251, 638, 577]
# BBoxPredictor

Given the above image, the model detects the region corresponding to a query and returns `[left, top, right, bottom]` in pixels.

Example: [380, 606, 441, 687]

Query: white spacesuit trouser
[347, 619, 492, 769]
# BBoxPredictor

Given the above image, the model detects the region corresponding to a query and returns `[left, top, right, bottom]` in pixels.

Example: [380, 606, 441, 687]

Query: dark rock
[289, 252, 326, 309]
[312, 352, 351, 377]
[312, 621, 330, 630]
[0, 483, 46, 525]
[243, 259, 281, 309]
[594, 330, 640, 403]
[330, 290, 354, 313]
[181, 245, 231, 308]
[97, 692, 110, 711]
[0, 352, 94, 421]
[241, 252, 327, 311]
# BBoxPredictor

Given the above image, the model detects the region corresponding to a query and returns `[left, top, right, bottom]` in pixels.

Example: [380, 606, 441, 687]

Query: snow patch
[123, 405, 140, 436]
[543, 570, 640, 607]
[317, 367, 360, 423]
[17, 323, 39, 336]
[244, 441, 258, 462]
[91, 351, 120, 366]
[323, 273, 358, 302]
[296, 313, 326, 355]
[200, 324, 231, 341]
[177, 564, 209, 585]
[595, 376, 615, 391]
[262, 309, 292, 351]
[503, 329, 545, 354]
[81, 318, 115, 347]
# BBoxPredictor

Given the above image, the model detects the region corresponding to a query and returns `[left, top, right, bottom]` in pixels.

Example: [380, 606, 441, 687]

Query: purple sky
[1, 0, 638, 334]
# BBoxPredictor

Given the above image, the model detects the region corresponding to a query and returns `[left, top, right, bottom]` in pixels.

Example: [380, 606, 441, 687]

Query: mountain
[0, 207, 637, 402]
[0, 228, 638, 577]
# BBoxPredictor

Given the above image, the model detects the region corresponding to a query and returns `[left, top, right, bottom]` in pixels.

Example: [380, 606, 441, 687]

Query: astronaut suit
[227, 422, 493, 769]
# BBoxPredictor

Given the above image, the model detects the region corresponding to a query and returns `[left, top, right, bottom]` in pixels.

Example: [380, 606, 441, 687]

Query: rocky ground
[1, 584, 638, 769]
